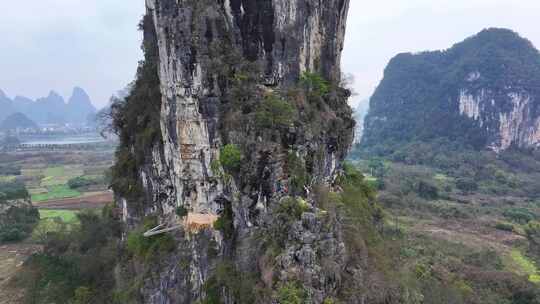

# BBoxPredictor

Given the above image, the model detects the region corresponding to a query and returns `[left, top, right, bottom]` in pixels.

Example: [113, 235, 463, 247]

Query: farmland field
[32, 185, 81, 202]
[39, 209, 78, 223]
[0, 142, 116, 303]
[0, 144, 115, 227]
[0, 147, 114, 205]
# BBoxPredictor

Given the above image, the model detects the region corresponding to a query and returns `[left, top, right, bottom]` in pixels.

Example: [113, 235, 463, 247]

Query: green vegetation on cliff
[109, 14, 162, 210]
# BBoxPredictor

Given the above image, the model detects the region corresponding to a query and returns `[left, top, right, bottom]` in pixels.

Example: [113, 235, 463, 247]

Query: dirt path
[36, 191, 114, 210]
[0, 243, 42, 304]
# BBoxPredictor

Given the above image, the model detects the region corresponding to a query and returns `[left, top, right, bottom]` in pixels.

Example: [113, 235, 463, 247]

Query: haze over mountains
[0, 87, 97, 126]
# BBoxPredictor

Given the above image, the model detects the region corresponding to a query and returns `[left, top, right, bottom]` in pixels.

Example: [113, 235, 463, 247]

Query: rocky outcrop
[362, 28, 540, 152]
[353, 99, 370, 144]
[66, 87, 98, 123]
[115, 0, 355, 303]
[458, 88, 540, 151]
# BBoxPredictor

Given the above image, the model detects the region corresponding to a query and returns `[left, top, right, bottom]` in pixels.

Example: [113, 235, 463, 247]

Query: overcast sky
[343, 0, 540, 107]
[0, 1, 539, 108]
[0, 0, 145, 108]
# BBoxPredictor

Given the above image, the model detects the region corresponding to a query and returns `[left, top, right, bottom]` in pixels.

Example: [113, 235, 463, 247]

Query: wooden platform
[143, 212, 219, 237]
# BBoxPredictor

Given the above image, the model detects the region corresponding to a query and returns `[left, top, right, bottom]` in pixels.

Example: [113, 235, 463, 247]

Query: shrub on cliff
[300, 72, 330, 96]
[276, 281, 308, 304]
[220, 144, 242, 172]
[109, 14, 162, 210]
[202, 260, 258, 304]
[255, 94, 295, 129]
[126, 217, 175, 260]
[175, 206, 188, 218]
[339, 163, 382, 246]
[287, 152, 309, 196]
[214, 202, 235, 239]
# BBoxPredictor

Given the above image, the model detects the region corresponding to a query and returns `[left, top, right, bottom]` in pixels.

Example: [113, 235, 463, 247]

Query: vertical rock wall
[458, 87, 540, 152]
[118, 1, 355, 303]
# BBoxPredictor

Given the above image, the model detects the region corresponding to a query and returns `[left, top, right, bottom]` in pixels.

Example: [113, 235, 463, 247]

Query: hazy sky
[0, 0, 145, 108]
[0, 1, 539, 108]
[343, 0, 540, 107]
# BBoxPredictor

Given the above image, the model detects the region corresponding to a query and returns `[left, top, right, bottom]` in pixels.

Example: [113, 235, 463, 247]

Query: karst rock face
[117, 0, 355, 303]
[457, 86, 540, 152]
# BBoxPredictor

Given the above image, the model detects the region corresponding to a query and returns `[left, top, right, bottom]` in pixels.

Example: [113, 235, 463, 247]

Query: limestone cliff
[361, 28, 540, 153]
[113, 1, 356, 303]
[458, 88, 540, 152]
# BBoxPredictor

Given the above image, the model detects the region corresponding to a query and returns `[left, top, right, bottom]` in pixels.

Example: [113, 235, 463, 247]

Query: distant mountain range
[0, 87, 97, 126]
[0, 113, 38, 131]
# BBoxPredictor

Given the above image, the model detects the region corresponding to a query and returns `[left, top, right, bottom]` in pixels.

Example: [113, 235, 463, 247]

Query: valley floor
[402, 215, 539, 282]
[0, 144, 116, 303]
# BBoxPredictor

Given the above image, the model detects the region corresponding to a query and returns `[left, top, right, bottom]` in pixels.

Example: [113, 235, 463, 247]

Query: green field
[0, 175, 16, 182]
[32, 210, 80, 241]
[508, 249, 540, 283]
[32, 185, 81, 202]
[39, 209, 78, 223]
[40, 165, 84, 187]
[28, 187, 48, 195]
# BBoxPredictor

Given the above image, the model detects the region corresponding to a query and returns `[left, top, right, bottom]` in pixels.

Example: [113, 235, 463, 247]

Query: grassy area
[25, 165, 107, 202]
[32, 210, 79, 241]
[384, 214, 421, 233]
[28, 187, 48, 195]
[40, 165, 84, 187]
[21, 168, 43, 176]
[39, 209, 78, 223]
[83, 165, 111, 175]
[433, 173, 452, 181]
[43, 166, 65, 177]
[508, 249, 540, 283]
[0, 175, 16, 182]
[364, 175, 378, 182]
[32, 185, 81, 202]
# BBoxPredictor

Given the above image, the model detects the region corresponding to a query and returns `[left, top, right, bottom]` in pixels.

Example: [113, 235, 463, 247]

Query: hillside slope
[361, 28, 540, 153]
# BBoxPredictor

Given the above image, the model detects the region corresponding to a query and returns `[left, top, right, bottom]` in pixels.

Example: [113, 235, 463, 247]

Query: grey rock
[117, 0, 356, 303]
